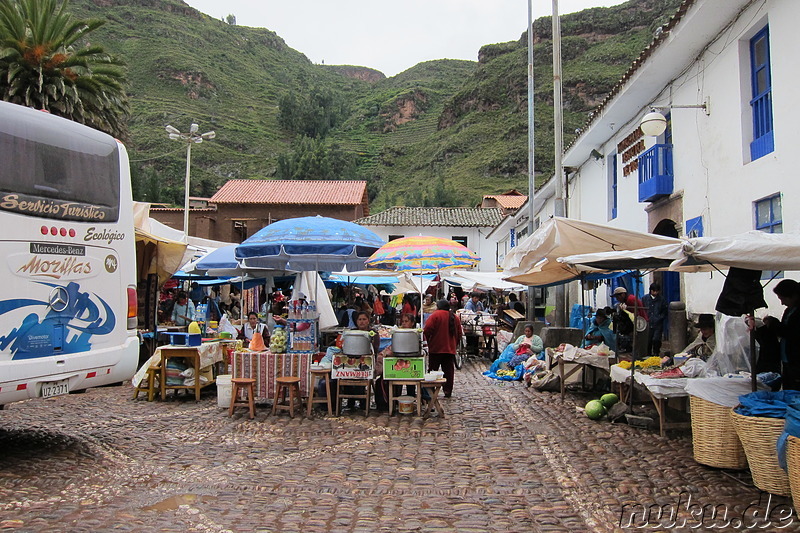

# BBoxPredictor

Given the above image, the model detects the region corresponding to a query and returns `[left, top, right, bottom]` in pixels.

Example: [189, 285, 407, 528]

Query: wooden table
[307, 368, 333, 416]
[232, 351, 312, 401]
[421, 378, 446, 418]
[386, 379, 422, 416]
[609, 365, 690, 437]
[159, 345, 217, 401]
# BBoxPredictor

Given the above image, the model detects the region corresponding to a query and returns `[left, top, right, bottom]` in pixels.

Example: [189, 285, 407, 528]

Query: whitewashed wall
[556, 0, 800, 320]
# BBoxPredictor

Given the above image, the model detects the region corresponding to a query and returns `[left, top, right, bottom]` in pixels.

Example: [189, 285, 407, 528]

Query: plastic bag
[218, 314, 239, 337]
[528, 370, 560, 391]
[705, 313, 751, 377]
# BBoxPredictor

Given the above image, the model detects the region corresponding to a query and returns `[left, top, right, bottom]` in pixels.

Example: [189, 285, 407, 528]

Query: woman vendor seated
[664, 313, 716, 364]
[582, 309, 616, 352]
[506, 323, 544, 369]
[240, 312, 269, 345]
[512, 323, 543, 355]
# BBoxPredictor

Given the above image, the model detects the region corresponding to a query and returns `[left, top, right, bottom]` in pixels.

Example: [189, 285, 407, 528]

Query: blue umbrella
[235, 216, 386, 272]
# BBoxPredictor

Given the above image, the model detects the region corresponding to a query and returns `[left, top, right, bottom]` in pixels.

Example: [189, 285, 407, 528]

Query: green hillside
[64, 0, 682, 210]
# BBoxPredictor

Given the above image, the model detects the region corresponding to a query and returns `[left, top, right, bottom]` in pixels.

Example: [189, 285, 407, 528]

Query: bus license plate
[40, 379, 70, 398]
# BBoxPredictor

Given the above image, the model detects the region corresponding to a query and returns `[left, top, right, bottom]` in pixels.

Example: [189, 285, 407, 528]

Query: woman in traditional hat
[681, 313, 716, 360]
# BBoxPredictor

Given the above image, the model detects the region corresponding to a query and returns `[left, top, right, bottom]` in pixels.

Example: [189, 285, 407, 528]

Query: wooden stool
[229, 378, 256, 419]
[307, 368, 333, 416]
[387, 379, 422, 416]
[272, 376, 302, 418]
[133, 363, 161, 402]
[421, 378, 446, 418]
[336, 379, 372, 416]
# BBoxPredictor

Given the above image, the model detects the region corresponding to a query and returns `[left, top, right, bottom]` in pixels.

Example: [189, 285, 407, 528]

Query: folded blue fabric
[777, 399, 800, 470]
[735, 390, 800, 418]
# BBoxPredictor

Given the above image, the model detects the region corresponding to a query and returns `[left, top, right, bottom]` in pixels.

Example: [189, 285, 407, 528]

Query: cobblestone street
[1, 360, 798, 532]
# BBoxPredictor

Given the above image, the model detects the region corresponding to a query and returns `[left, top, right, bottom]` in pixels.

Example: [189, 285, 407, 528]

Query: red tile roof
[210, 179, 368, 205]
[483, 194, 527, 210]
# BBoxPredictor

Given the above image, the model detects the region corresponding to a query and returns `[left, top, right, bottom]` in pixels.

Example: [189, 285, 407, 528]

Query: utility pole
[526, 0, 536, 322]
[552, 0, 568, 328]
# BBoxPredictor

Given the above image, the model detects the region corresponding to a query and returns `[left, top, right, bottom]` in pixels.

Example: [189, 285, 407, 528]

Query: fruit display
[270, 326, 288, 353]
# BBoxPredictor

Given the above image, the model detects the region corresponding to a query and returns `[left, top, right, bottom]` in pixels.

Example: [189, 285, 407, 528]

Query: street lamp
[165, 123, 215, 241]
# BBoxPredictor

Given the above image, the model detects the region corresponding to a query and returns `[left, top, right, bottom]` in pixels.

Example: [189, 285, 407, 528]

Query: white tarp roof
[133, 202, 236, 281]
[444, 270, 525, 292]
[558, 231, 800, 273]
[501, 216, 681, 286]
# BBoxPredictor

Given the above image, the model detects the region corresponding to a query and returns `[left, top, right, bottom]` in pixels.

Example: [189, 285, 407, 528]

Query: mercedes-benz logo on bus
[49, 287, 69, 312]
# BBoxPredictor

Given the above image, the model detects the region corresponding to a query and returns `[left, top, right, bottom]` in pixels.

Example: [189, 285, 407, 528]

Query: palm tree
[0, 0, 129, 139]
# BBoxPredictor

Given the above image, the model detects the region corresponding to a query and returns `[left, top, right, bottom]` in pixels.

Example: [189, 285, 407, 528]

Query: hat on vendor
[612, 287, 627, 296]
[695, 313, 715, 329]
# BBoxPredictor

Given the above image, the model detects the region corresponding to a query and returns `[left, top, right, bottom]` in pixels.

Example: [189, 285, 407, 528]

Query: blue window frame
[755, 193, 782, 279]
[750, 26, 774, 160]
[609, 153, 618, 220]
[755, 193, 782, 233]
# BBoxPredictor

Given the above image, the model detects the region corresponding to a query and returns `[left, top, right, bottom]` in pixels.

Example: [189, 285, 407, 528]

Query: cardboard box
[383, 357, 425, 380]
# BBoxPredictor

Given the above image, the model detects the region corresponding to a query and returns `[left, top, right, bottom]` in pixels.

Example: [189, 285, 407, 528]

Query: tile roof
[210, 179, 367, 205]
[355, 206, 503, 227]
[483, 194, 527, 210]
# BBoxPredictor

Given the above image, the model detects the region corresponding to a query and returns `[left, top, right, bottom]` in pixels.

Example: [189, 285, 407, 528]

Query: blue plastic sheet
[570, 304, 592, 332]
[483, 364, 524, 381]
[778, 400, 800, 470]
[734, 390, 800, 418]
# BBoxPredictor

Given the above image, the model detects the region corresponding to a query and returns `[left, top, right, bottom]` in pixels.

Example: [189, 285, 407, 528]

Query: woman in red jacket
[423, 299, 463, 397]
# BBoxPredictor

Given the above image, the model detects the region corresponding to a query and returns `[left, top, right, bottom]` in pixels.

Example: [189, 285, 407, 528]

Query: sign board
[331, 354, 373, 379]
[383, 357, 425, 380]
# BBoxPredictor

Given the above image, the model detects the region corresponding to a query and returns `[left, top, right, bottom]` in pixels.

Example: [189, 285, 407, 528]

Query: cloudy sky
[184, 0, 627, 77]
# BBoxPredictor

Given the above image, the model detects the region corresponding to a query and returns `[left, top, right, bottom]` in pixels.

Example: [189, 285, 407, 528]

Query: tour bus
[0, 100, 139, 406]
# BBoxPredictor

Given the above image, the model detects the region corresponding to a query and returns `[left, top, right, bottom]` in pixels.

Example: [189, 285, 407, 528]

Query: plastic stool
[228, 378, 256, 419]
[272, 376, 302, 417]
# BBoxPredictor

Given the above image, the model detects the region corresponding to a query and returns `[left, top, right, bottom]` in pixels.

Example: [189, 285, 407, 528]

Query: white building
[522, 0, 797, 319]
[354, 206, 503, 272]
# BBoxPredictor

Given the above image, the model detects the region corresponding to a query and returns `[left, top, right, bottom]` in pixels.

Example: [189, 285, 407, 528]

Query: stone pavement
[0, 360, 798, 532]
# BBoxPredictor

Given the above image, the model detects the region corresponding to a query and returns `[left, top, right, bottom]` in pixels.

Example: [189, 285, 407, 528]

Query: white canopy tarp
[291, 271, 338, 329]
[501, 216, 681, 286]
[558, 231, 800, 273]
[444, 270, 526, 292]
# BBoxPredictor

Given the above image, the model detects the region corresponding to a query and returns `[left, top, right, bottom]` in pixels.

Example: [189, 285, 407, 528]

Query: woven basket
[730, 409, 791, 495]
[689, 395, 747, 469]
[788, 436, 800, 509]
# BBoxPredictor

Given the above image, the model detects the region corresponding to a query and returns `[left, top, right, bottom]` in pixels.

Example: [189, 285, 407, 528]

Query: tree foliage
[276, 135, 358, 180]
[0, 0, 129, 138]
[278, 86, 347, 139]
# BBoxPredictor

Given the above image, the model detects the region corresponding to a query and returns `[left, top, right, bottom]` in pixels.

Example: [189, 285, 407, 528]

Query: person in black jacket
[759, 280, 800, 390]
[642, 282, 668, 357]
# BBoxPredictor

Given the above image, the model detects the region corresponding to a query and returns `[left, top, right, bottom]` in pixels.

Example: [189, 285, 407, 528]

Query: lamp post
[166, 123, 215, 242]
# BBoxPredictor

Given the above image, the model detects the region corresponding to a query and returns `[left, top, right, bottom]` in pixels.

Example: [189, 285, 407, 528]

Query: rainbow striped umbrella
[364, 236, 480, 272]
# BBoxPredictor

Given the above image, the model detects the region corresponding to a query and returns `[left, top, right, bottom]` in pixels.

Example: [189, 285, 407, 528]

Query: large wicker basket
[788, 436, 800, 509]
[730, 409, 791, 495]
[689, 395, 747, 469]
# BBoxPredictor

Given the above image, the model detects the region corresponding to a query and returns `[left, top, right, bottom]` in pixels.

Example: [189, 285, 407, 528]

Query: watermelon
[585, 399, 606, 420]
[600, 393, 619, 408]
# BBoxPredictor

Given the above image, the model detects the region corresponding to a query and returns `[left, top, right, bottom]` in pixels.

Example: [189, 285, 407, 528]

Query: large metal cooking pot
[392, 328, 420, 354]
[342, 330, 372, 355]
